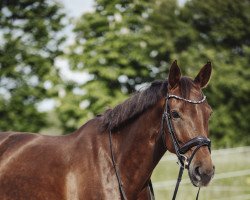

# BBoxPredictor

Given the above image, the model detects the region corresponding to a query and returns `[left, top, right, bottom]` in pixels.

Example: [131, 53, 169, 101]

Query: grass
[152, 147, 250, 200]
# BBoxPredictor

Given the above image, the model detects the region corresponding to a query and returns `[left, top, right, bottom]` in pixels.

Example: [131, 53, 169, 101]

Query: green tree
[57, 0, 182, 133]
[174, 0, 250, 147]
[58, 0, 250, 148]
[0, 0, 66, 132]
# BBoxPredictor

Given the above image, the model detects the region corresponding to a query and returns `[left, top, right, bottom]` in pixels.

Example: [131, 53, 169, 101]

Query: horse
[0, 61, 215, 200]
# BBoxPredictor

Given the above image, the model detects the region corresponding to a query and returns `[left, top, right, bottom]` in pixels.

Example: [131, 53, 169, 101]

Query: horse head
[164, 61, 215, 187]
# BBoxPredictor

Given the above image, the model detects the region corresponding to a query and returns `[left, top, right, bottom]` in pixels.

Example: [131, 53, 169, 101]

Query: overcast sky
[38, 0, 95, 112]
[60, 0, 186, 17]
[54, 0, 95, 86]
[60, 0, 94, 17]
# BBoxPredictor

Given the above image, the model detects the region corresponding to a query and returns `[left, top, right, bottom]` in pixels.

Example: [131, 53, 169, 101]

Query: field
[152, 146, 250, 200]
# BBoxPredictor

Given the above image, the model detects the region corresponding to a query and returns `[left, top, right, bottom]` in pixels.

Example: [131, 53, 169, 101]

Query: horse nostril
[195, 166, 201, 177]
[194, 165, 214, 183]
[192, 164, 214, 186]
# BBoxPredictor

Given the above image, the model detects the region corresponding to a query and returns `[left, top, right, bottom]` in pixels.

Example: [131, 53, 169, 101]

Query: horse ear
[194, 62, 212, 88]
[168, 60, 181, 90]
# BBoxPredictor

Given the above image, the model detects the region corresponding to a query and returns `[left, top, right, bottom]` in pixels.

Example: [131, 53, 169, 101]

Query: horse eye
[171, 111, 180, 119]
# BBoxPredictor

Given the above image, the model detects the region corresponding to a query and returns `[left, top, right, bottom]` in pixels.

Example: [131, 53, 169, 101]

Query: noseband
[161, 93, 211, 200]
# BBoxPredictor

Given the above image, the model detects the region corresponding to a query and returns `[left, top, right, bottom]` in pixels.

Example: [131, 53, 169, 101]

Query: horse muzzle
[189, 162, 215, 187]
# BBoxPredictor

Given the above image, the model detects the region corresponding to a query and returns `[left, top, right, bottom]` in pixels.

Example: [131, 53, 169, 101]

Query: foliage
[0, 0, 249, 148]
[57, 0, 181, 133]
[175, 0, 250, 147]
[59, 0, 250, 147]
[0, 0, 66, 132]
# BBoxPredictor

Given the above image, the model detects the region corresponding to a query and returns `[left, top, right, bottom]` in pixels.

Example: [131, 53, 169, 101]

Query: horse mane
[101, 77, 194, 132]
[179, 76, 195, 99]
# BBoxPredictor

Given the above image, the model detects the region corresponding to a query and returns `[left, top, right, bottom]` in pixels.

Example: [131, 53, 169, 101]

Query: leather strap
[172, 166, 184, 200]
[179, 136, 211, 155]
[148, 179, 155, 200]
[109, 130, 128, 200]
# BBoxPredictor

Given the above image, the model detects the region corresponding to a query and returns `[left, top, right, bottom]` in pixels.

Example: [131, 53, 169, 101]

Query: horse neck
[115, 99, 166, 196]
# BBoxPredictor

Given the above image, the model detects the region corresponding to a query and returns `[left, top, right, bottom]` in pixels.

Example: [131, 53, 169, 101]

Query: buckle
[177, 154, 188, 168]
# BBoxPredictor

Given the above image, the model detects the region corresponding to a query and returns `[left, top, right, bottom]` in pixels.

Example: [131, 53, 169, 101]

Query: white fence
[152, 146, 250, 200]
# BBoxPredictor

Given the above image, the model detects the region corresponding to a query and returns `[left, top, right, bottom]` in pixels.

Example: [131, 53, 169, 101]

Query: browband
[167, 94, 206, 104]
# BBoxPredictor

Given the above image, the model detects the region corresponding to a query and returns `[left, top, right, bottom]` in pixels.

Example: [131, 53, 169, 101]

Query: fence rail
[160, 146, 250, 162]
[154, 169, 250, 189]
[152, 146, 250, 200]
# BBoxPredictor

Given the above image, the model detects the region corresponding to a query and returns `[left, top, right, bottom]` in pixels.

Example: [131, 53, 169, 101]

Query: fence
[152, 146, 250, 200]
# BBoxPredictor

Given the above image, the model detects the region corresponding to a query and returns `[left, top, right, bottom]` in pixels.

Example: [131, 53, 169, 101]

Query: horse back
[0, 132, 69, 200]
[0, 132, 36, 158]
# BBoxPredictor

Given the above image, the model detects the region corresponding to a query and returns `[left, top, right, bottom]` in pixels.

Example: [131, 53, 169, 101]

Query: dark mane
[101, 80, 168, 131]
[101, 77, 194, 132]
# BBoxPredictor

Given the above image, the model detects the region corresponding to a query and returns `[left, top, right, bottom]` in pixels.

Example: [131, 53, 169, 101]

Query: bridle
[109, 92, 211, 200]
[161, 93, 211, 200]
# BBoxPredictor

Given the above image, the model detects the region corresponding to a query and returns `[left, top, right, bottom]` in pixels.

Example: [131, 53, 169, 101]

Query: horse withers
[0, 61, 214, 199]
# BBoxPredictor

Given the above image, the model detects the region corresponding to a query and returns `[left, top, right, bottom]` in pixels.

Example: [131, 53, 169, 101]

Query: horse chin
[188, 169, 211, 188]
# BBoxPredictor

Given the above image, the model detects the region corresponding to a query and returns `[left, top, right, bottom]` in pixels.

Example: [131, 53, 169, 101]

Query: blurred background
[0, 0, 249, 199]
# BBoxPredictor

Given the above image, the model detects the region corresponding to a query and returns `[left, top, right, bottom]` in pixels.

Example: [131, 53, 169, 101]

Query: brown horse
[0, 61, 214, 200]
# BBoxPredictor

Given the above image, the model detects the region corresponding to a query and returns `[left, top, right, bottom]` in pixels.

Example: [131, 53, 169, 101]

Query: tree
[174, 0, 250, 147]
[0, 0, 66, 132]
[56, 0, 182, 133]
[58, 0, 250, 148]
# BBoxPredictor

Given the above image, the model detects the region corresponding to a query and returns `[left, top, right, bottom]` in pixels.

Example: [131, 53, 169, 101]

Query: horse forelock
[179, 77, 196, 99]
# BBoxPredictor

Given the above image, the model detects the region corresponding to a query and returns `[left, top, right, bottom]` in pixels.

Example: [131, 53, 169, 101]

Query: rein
[109, 93, 211, 200]
[109, 130, 155, 200]
[109, 130, 128, 200]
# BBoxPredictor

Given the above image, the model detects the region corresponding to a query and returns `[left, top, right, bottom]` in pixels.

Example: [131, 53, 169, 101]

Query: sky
[38, 0, 94, 112]
[60, 0, 187, 17]
[56, 0, 95, 84]
[60, 0, 94, 17]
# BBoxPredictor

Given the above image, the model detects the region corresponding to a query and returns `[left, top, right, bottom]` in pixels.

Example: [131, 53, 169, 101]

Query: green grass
[152, 147, 250, 200]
